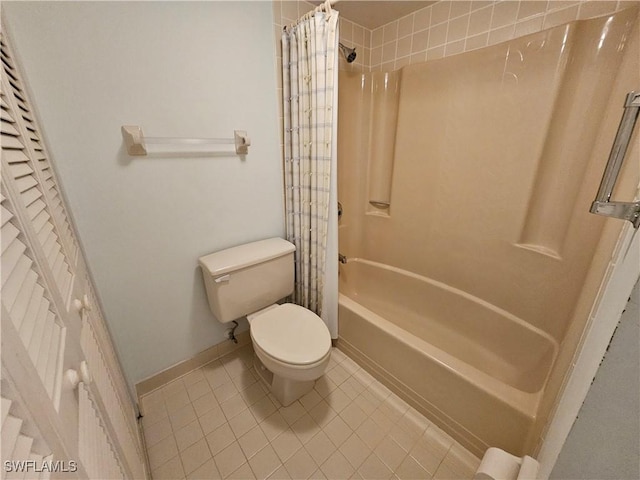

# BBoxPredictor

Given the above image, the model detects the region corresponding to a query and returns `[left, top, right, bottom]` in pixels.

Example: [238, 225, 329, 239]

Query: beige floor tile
[271, 429, 303, 462]
[175, 419, 204, 452]
[341, 433, 371, 469]
[170, 403, 198, 431]
[141, 389, 164, 412]
[358, 452, 393, 480]
[181, 438, 213, 475]
[203, 361, 232, 389]
[320, 450, 355, 479]
[193, 391, 217, 418]
[305, 431, 336, 466]
[250, 395, 278, 422]
[299, 389, 322, 412]
[313, 376, 338, 398]
[409, 438, 446, 475]
[240, 382, 268, 406]
[355, 418, 387, 450]
[339, 402, 367, 431]
[199, 405, 227, 435]
[187, 458, 221, 480]
[396, 454, 430, 480]
[144, 416, 173, 447]
[221, 392, 249, 420]
[151, 454, 184, 480]
[232, 369, 259, 392]
[148, 435, 179, 471]
[279, 401, 306, 425]
[375, 436, 408, 471]
[439, 443, 480, 478]
[309, 468, 327, 480]
[291, 414, 320, 444]
[229, 409, 258, 438]
[139, 346, 480, 480]
[214, 441, 248, 479]
[142, 404, 169, 429]
[323, 415, 352, 447]
[228, 461, 257, 479]
[214, 380, 240, 404]
[249, 444, 282, 480]
[268, 464, 291, 480]
[284, 447, 317, 479]
[239, 425, 270, 460]
[260, 411, 289, 441]
[325, 388, 351, 413]
[307, 400, 337, 428]
[187, 379, 212, 402]
[206, 423, 236, 456]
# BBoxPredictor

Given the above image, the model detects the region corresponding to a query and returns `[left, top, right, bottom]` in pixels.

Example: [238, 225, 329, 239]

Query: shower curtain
[282, 3, 339, 338]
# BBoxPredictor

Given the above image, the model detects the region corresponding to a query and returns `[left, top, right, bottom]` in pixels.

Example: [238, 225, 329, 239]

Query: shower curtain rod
[284, 0, 339, 31]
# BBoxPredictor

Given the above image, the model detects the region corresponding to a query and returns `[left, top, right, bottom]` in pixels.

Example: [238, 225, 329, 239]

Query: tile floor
[140, 346, 481, 479]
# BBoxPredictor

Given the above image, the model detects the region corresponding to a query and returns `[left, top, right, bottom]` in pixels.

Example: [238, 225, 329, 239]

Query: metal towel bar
[590, 91, 640, 228]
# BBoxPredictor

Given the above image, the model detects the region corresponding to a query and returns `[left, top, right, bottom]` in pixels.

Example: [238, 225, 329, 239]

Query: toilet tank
[198, 238, 296, 323]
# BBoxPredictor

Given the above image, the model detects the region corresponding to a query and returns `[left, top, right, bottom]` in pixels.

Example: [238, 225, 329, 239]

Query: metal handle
[590, 91, 640, 228]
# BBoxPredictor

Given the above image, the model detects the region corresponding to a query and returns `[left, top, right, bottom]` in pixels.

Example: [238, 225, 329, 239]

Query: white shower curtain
[282, 4, 339, 338]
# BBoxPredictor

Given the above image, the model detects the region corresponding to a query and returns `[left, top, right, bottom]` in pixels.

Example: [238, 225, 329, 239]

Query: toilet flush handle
[214, 274, 230, 283]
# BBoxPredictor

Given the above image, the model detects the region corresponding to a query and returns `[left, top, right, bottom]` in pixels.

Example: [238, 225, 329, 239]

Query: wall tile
[412, 29, 430, 53]
[450, 1, 472, 19]
[464, 32, 489, 52]
[518, 1, 549, 20]
[382, 41, 397, 63]
[372, 27, 384, 47]
[431, 1, 452, 25]
[383, 21, 399, 43]
[468, 6, 493, 36]
[397, 35, 413, 58]
[514, 15, 545, 37]
[491, 1, 520, 29]
[447, 15, 470, 42]
[578, 1, 618, 19]
[543, 5, 580, 28]
[426, 45, 445, 60]
[445, 38, 465, 56]
[487, 23, 515, 46]
[414, 7, 432, 31]
[341, 18, 353, 42]
[398, 14, 414, 38]
[428, 22, 448, 48]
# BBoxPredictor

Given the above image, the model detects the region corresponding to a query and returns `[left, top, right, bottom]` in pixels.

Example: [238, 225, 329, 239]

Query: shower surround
[337, 8, 639, 457]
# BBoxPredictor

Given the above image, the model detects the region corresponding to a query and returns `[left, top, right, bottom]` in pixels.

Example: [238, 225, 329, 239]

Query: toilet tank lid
[199, 238, 295, 277]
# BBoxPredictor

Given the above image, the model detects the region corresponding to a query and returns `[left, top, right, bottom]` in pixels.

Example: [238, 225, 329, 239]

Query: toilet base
[253, 354, 315, 406]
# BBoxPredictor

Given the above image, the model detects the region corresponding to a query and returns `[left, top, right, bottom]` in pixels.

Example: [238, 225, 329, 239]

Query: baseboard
[135, 330, 251, 402]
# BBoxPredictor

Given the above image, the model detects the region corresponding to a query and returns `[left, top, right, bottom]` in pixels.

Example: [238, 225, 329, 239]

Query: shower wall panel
[339, 9, 639, 342]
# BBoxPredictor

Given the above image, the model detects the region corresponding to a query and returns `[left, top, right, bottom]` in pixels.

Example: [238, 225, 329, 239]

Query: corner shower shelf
[121, 125, 251, 156]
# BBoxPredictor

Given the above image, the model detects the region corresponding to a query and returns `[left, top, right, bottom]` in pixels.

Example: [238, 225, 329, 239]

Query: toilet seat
[250, 303, 331, 366]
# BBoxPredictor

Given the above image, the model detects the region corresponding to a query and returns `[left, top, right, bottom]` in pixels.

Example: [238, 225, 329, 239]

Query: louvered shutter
[1, 191, 65, 404]
[1, 28, 146, 480]
[1, 378, 55, 480]
[78, 383, 125, 480]
[81, 314, 145, 479]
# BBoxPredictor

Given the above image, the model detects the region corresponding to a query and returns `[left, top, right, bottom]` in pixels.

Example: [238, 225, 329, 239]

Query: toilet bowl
[248, 303, 331, 405]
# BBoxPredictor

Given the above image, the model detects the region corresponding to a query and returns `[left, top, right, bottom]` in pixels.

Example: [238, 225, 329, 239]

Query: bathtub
[337, 259, 558, 456]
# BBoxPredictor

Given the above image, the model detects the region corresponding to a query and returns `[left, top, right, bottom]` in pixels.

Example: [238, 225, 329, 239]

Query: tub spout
[339, 253, 348, 264]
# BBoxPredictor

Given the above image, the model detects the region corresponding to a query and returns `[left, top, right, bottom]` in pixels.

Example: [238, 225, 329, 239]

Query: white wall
[3, 1, 283, 386]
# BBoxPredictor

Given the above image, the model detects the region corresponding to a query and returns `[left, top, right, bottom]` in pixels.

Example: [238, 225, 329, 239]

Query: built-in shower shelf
[121, 125, 250, 156]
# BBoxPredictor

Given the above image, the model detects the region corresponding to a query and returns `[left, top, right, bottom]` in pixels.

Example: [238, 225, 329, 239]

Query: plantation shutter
[1, 28, 146, 480]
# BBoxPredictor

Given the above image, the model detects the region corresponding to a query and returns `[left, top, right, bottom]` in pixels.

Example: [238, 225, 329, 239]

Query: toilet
[198, 237, 332, 406]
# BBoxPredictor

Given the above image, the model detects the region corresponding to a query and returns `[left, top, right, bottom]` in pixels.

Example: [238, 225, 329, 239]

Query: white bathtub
[338, 259, 558, 456]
